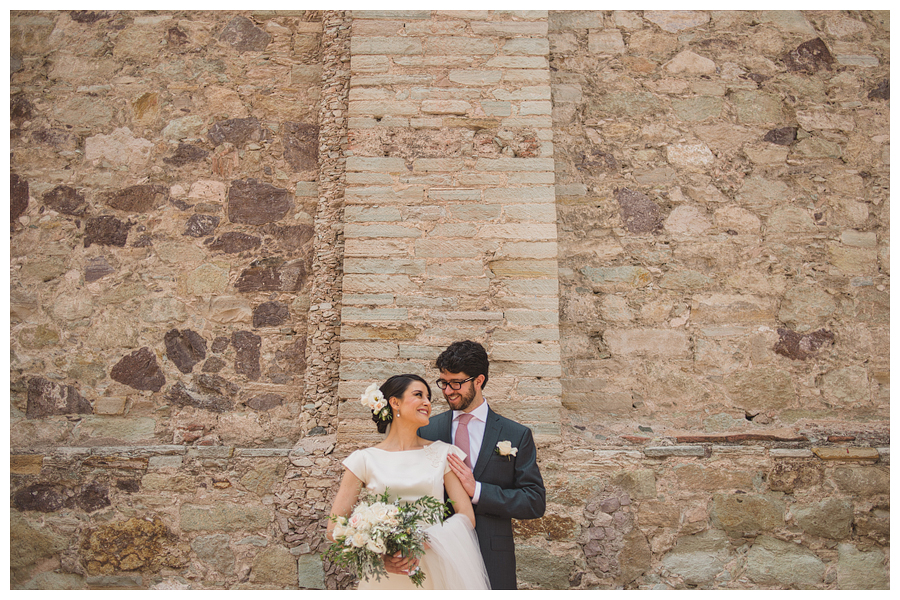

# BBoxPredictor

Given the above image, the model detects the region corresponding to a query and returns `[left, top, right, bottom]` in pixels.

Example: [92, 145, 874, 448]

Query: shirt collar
[454, 399, 488, 422]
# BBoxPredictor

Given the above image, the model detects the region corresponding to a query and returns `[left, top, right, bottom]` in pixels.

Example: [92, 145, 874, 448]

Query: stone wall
[10, 10, 889, 590]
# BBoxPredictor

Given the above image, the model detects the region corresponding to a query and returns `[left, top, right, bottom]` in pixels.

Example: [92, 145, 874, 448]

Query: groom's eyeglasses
[435, 376, 476, 390]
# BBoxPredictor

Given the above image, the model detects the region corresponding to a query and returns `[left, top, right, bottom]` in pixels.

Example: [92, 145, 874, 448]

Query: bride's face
[392, 381, 432, 426]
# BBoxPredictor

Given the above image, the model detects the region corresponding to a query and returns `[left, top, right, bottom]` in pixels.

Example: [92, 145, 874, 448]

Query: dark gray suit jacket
[419, 406, 545, 590]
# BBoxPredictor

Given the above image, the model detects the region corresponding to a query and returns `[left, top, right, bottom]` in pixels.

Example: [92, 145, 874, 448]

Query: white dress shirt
[452, 400, 489, 504]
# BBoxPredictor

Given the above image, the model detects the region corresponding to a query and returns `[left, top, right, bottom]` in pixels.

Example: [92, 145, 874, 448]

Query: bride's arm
[444, 470, 476, 529]
[326, 469, 363, 542]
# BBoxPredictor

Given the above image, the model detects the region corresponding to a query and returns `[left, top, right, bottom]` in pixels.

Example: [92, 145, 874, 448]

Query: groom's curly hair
[435, 340, 489, 390]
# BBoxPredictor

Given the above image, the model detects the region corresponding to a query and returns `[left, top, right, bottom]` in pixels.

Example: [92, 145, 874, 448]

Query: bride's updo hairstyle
[373, 374, 431, 434]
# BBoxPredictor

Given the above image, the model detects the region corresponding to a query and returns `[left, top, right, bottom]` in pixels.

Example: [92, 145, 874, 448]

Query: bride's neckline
[370, 441, 439, 453]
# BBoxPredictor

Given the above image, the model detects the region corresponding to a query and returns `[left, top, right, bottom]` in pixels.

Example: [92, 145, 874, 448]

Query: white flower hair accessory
[360, 383, 391, 422]
[495, 440, 518, 460]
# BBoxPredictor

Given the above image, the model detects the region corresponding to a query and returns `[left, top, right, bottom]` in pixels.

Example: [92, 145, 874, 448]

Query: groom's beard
[446, 386, 476, 412]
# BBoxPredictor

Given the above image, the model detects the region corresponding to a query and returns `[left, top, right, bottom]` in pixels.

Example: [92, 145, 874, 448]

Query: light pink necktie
[455, 413, 474, 469]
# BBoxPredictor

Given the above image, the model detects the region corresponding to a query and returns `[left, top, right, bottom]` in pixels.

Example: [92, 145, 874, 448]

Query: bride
[327, 374, 491, 590]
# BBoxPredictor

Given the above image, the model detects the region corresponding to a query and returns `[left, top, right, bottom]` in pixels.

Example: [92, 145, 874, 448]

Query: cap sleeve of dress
[342, 449, 368, 483]
[445, 444, 467, 475]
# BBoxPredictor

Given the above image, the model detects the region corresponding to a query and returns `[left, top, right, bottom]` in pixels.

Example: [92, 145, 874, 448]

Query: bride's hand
[383, 552, 418, 575]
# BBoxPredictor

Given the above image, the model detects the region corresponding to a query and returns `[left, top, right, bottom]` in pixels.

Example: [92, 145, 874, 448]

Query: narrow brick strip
[303, 10, 351, 434]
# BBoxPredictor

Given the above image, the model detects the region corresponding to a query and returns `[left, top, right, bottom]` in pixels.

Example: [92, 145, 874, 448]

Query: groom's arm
[473, 427, 545, 520]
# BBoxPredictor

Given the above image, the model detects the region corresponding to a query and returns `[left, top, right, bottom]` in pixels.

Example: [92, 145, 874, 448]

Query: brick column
[304, 10, 351, 433]
[338, 10, 561, 447]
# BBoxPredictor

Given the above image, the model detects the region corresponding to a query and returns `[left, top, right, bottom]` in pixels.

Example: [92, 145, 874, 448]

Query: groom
[418, 340, 545, 589]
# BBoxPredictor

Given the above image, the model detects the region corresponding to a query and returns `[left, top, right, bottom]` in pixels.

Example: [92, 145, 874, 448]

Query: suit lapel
[473, 407, 501, 479]
[438, 410, 453, 444]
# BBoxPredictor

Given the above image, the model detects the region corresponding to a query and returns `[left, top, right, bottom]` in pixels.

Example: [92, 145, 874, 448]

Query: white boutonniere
[495, 440, 518, 460]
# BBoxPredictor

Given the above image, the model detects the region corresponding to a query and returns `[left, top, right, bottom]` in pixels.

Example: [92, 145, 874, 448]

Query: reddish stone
[105, 184, 168, 213]
[43, 185, 88, 216]
[276, 336, 307, 373]
[763, 127, 798, 146]
[166, 27, 189, 48]
[164, 329, 207, 374]
[11, 173, 29, 221]
[110, 347, 165, 392]
[211, 336, 230, 353]
[85, 216, 131, 247]
[85, 256, 115, 282]
[247, 393, 284, 411]
[69, 10, 112, 23]
[868, 79, 889, 101]
[201, 356, 227, 373]
[196, 374, 240, 397]
[282, 122, 319, 171]
[184, 214, 220, 237]
[621, 435, 651, 444]
[616, 187, 661, 234]
[116, 479, 141, 493]
[208, 231, 261, 254]
[26, 377, 92, 418]
[774, 328, 834, 360]
[580, 149, 618, 173]
[828, 436, 857, 442]
[261, 223, 315, 252]
[235, 265, 282, 292]
[166, 382, 232, 413]
[783, 38, 834, 73]
[163, 142, 209, 166]
[74, 481, 111, 513]
[600, 498, 620, 513]
[208, 117, 265, 147]
[13, 483, 66, 512]
[253, 301, 290, 328]
[32, 128, 77, 149]
[11, 93, 33, 124]
[219, 16, 272, 53]
[227, 179, 292, 225]
[232, 330, 261, 380]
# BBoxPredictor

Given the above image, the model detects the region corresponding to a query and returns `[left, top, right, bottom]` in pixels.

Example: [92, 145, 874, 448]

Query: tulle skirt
[357, 514, 491, 590]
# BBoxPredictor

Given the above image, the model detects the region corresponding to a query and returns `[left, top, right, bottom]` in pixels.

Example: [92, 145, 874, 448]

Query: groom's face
[439, 370, 479, 413]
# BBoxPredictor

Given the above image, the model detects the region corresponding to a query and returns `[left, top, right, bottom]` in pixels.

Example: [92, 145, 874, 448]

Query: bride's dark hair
[373, 374, 431, 434]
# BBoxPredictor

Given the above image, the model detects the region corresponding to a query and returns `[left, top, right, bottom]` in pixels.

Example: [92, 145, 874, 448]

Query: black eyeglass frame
[435, 376, 477, 390]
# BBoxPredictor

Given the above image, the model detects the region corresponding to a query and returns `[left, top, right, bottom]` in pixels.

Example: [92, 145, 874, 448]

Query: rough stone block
[351, 36, 422, 55]
[660, 529, 731, 586]
[345, 223, 424, 239]
[831, 466, 889, 495]
[745, 535, 826, 588]
[691, 294, 776, 324]
[792, 498, 854, 539]
[343, 274, 418, 294]
[470, 21, 548, 36]
[484, 186, 555, 203]
[346, 157, 407, 172]
[604, 329, 691, 358]
[712, 493, 785, 535]
[180, 503, 270, 532]
[837, 543, 889, 589]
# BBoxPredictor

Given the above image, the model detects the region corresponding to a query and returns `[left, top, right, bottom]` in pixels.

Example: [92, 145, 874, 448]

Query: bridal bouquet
[326, 489, 447, 587]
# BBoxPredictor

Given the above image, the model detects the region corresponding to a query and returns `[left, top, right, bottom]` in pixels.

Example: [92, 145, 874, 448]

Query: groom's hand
[447, 453, 476, 498]
[383, 552, 418, 575]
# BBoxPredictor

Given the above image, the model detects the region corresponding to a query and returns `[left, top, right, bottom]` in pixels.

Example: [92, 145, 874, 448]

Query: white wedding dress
[342, 440, 491, 590]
